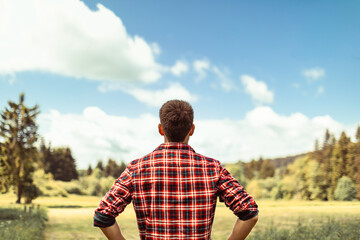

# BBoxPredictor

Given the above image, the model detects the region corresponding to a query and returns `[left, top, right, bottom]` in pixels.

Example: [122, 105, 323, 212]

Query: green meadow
[1, 193, 359, 239]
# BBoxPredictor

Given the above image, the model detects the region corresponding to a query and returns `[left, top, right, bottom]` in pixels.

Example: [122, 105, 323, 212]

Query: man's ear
[189, 124, 195, 136]
[158, 124, 165, 136]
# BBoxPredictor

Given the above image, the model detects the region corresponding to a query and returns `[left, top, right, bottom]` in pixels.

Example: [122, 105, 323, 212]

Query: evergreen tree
[0, 93, 39, 203]
[330, 132, 350, 199]
[50, 147, 78, 181]
[39, 141, 78, 181]
[96, 160, 104, 171]
[323, 129, 331, 149]
[356, 125, 360, 143]
[104, 158, 127, 178]
[87, 164, 93, 176]
[0, 144, 11, 192]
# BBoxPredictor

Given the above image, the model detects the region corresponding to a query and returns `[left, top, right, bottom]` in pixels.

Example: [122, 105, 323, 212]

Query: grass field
[1, 193, 360, 239]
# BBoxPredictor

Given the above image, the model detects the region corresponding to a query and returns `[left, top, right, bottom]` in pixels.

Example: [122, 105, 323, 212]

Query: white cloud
[193, 59, 210, 81]
[38, 105, 354, 169]
[212, 66, 235, 91]
[124, 82, 198, 107]
[193, 59, 235, 91]
[303, 67, 325, 81]
[0, 0, 163, 84]
[38, 107, 159, 169]
[241, 75, 274, 104]
[170, 60, 188, 76]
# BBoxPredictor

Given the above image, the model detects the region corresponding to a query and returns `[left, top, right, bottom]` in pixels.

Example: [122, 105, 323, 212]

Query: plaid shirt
[94, 143, 258, 239]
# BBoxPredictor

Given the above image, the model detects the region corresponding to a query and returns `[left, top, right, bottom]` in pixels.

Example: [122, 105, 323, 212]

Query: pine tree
[330, 132, 350, 199]
[0, 93, 39, 203]
[356, 125, 360, 143]
[87, 164, 93, 176]
[323, 129, 331, 149]
[50, 147, 78, 181]
[314, 139, 319, 151]
[96, 160, 104, 171]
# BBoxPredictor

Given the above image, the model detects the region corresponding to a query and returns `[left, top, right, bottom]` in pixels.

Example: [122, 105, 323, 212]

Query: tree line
[0, 93, 126, 203]
[227, 128, 360, 201]
[1, 93, 359, 203]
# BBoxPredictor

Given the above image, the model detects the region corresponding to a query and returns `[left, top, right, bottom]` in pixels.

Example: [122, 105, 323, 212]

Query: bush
[334, 176, 357, 201]
[33, 169, 68, 197]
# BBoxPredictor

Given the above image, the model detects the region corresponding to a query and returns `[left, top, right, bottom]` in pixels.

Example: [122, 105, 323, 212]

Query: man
[94, 100, 258, 240]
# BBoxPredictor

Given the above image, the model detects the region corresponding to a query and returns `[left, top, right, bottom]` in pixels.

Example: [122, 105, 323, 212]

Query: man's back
[95, 142, 258, 239]
[94, 100, 258, 240]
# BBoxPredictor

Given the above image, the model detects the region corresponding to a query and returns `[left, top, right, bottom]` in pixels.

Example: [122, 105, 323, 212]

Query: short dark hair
[159, 100, 194, 142]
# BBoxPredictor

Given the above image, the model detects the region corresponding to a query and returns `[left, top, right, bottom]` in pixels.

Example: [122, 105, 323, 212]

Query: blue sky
[0, 0, 359, 168]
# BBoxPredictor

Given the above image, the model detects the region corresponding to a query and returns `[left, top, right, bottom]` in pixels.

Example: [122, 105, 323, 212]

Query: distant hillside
[268, 153, 306, 169]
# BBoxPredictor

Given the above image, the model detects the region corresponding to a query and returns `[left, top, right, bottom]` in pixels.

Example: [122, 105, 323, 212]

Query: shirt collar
[154, 142, 196, 153]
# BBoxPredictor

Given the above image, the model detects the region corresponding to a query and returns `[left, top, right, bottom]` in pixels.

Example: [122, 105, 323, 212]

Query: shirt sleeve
[94, 166, 133, 227]
[216, 165, 258, 221]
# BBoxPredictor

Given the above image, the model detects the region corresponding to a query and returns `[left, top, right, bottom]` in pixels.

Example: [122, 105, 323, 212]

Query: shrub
[334, 176, 357, 201]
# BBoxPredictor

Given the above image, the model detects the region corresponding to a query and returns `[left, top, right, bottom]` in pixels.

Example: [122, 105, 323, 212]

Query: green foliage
[334, 176, 357, 201]
[104, 158, 127, 179]
[40, 142, 78, 182]
[33, 169, 68, 197]
[0, 206, 48, 240]
[23, 183, 41, 204]
[244, 157, 275, 180]
[224, 162, 246, 186]
[236, 129, 360, 201]
[0, 93, 40, 203]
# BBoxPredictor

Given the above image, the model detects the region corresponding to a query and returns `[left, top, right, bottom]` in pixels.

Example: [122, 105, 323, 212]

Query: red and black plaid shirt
[94, 143, 258, 239]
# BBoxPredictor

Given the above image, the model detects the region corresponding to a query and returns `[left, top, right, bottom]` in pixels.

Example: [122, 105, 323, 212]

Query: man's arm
[94, 166, 133, 239]
[100, 222, 126, 240]
[228, 215, 258, 240]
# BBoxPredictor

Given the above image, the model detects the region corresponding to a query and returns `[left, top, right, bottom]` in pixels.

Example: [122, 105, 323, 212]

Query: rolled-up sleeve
[217, 165, 258, 221]
[94, 167, 133, 227]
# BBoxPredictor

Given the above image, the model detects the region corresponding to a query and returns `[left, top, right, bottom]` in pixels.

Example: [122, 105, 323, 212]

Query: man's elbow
[247, 214, 258, 224]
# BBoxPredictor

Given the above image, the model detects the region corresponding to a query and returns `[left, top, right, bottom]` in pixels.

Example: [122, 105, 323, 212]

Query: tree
[0, 93, 39, 203]
[50, 147, 78, 181]
[259, 159, 275, 179]
[334, 176, 357, 201]
[96, 160, 104, 171]
[356, 125, 360, 143]
[331, 132, 350, 193]
[86, 164, 93, 176]
[104, 158, 127, 179]
[323, 129, 331, 149]
[39, 141, 78, 181]
[0, 144, 11, 192]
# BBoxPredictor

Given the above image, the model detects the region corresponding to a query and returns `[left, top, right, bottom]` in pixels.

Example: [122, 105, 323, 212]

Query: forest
[226, 128, 360, 201]
[1, 93, 359, 204]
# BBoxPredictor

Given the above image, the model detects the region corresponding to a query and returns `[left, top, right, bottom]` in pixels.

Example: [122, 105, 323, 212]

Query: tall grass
[0, 206, 48, 240]
[248, 218, 360, 240]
